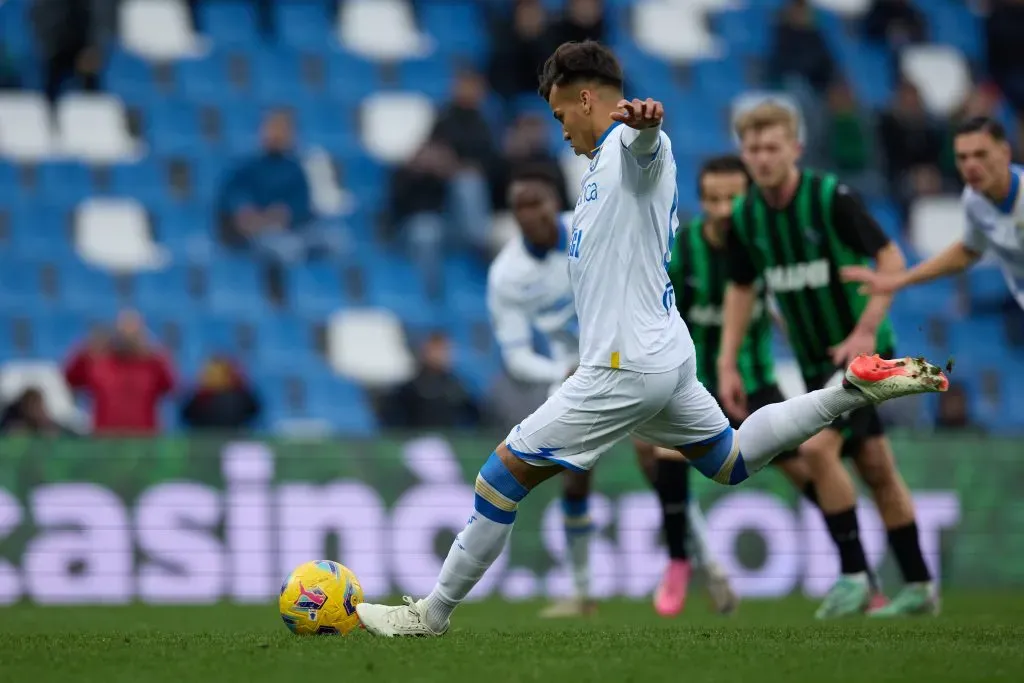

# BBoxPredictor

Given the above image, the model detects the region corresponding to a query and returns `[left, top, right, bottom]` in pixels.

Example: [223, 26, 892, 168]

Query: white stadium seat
[810, 0, 872, 17]
[909, 195, 965, 259]
[633, 1, 722, 62]
[0, 361, 88, 432]
[901, 45, 972, 117]
[730, 91, 806, 144]
[327, 309, 416, 387]
[56, 94, 141, 163]
[120, 0, 206, 60]
[339, 0, 433, 61]
[360, 92, 436, 164]
[75, 199, 169, 272]
[0, 93, 56, 161]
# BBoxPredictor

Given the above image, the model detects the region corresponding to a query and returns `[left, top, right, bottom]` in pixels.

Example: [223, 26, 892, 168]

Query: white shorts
[504, 355, 730, 471]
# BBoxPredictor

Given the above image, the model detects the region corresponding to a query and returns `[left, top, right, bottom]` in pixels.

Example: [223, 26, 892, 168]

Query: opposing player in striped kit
[720, 102, 940, 618]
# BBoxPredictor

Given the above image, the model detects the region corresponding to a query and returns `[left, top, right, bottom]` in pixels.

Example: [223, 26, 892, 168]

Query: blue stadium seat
[108, 159, 169, 206]
[254, 313, 316, 367]
[33, 312, 93, 358]
[146, 99, 205, 155]
[418, 1, 488, 64]
[206, 257, 267, 315]
[0, 259, 46, 312]
[103, 48, 161, 104]
[198, 1, 261, 47]
[967, 266, 1011, 309]
[326, 50, 380, 104]
[396, 58, 454, 103]
[285, 263, 351, 319]
[7, 201, 73, 260]
[133, 267, 201, 314]
[36, 162, 94, 207]
[276, 2, 333, 51]
[58, 261, 123, 317]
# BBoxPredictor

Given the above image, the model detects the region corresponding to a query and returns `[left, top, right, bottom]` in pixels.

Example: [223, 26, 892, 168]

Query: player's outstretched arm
[614, 98, 666, 182]
[841, 241, 981, 296]
[718, 283, 756, 417]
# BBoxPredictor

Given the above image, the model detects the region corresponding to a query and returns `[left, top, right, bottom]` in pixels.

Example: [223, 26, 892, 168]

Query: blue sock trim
[689, 428, 735, 480]
[480, 452, 528, 502]
[474, 494, 516, 524]
[561, 496, 589, 517]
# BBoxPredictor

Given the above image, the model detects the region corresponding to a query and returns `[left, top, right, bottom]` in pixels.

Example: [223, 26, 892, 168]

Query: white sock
[425, 514, 512, 630]
[686, 499, 715, 572]
[738, 386, 871, 472]
[423, 451, 527, 631]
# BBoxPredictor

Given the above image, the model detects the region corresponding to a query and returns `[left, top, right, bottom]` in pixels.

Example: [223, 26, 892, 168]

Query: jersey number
[662, 282, 675, 313]
[568, 228, 583, 259]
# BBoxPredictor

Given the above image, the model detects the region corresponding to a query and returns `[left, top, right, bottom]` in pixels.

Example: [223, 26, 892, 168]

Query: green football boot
[815, 574, 871, 619]
[867, 583, 939, 617]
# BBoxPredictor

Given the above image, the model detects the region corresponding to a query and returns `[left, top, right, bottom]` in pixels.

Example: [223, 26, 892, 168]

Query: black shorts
[804, 370, 886, 458]
[713, 384, 800, 463]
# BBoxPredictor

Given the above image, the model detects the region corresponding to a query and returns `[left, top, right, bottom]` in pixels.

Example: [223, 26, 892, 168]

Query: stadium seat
[908, 196, 963, 259]
[276, 2, 332, 50]
[197, 1, 260, 46]
[632, 2, 722, 62]
[338, 0, 434, 61]
[0, 92, 56, 161]
[326, 308, 416, 387]
[75, 199, 168, 272]
[810, 0, 870, 16]
[0, 360, 88, 432]
[900, 45, 972, 117]
[359, 92, 436, 164]
[119, 0, 207, 61]
[55, 94, 141, 164]
[304, 147, 355, 217]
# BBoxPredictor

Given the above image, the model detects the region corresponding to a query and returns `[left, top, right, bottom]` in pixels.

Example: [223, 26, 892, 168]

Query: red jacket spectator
[64, 312, 175, 435]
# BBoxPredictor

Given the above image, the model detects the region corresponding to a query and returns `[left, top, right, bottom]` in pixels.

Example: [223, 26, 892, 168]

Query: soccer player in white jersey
[842, 117, 1024, 307]
[488, 165, 736, 618]
[355, 40, 949, 638]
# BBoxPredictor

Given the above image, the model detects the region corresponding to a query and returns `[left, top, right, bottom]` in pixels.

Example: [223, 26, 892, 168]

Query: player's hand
[829, 328, 876, 367]
[611, 98, 664, 130]
[717, 366, 748, 420]
[840, 266, 902, 296]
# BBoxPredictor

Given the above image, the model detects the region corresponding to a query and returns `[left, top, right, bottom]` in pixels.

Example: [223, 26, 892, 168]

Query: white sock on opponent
[424, 452, 526, 631]
[686, 499, 715, 570]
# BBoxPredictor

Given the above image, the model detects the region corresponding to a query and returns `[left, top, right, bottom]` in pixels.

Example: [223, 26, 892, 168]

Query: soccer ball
[278, 560, 363, 635]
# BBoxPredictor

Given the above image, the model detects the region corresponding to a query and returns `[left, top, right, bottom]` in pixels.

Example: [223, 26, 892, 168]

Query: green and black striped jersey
[669, 216, 775, 395]
[726, 170, 896, 380]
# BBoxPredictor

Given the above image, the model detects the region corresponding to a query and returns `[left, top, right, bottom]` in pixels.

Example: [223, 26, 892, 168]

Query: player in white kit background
[356, 41, 950, 638]
[842, 117, 1024, 308]
[488, 165, 735, 618]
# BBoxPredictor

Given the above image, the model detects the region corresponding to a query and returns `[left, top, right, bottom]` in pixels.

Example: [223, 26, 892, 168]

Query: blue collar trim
[996, 166, 1021, 214]
[594, 121, 623, 150]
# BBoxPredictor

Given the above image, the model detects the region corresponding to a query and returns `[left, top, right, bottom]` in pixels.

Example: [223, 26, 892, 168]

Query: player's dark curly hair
[538, 40, 624, 101]
[697, 155, 751, 197]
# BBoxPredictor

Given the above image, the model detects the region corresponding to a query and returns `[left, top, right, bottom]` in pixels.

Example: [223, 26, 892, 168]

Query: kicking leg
[356, 444, 562, 637]
[539, 469, 597, 618]
[854, 436, 939, 617]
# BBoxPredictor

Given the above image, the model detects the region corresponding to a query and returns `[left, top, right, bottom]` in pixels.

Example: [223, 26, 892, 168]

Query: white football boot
[355, 596, 448, 638]
[844, 355, 948, 401]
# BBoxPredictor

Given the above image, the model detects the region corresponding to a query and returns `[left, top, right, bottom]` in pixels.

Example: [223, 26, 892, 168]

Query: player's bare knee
[801, 431, 844, 477]
[853, 437, 899, 491]
[495, 442, 564, 490]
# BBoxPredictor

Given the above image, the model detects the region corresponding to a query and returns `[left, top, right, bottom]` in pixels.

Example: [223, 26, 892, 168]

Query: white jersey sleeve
[619, 125, 670, 193]
[487, 254, 572, 385]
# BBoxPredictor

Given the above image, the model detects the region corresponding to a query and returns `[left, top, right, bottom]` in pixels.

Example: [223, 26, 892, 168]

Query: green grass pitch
[2, 594, 1022, 682]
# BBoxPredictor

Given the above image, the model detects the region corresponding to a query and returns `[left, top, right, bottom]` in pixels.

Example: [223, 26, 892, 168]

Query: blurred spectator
[863, 0, 928, 50]
[877, 79, 946, 207]
[495, 113, 570, 211]
[488, 0, 556, 102]
[985, 0, 1024, 136]
[30, 0, 115, 103]
[180, 356, 261, 432]
[767, 0, 836, 92]
[550, 0, 606, 45]
[826, 80, 874, 176]
[0, 388, 70, 436]
[380, 332, 481, 431]
[218, 111, 344, 265]
[389, 141, 458, 298]
[64, 310, 175, 435]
